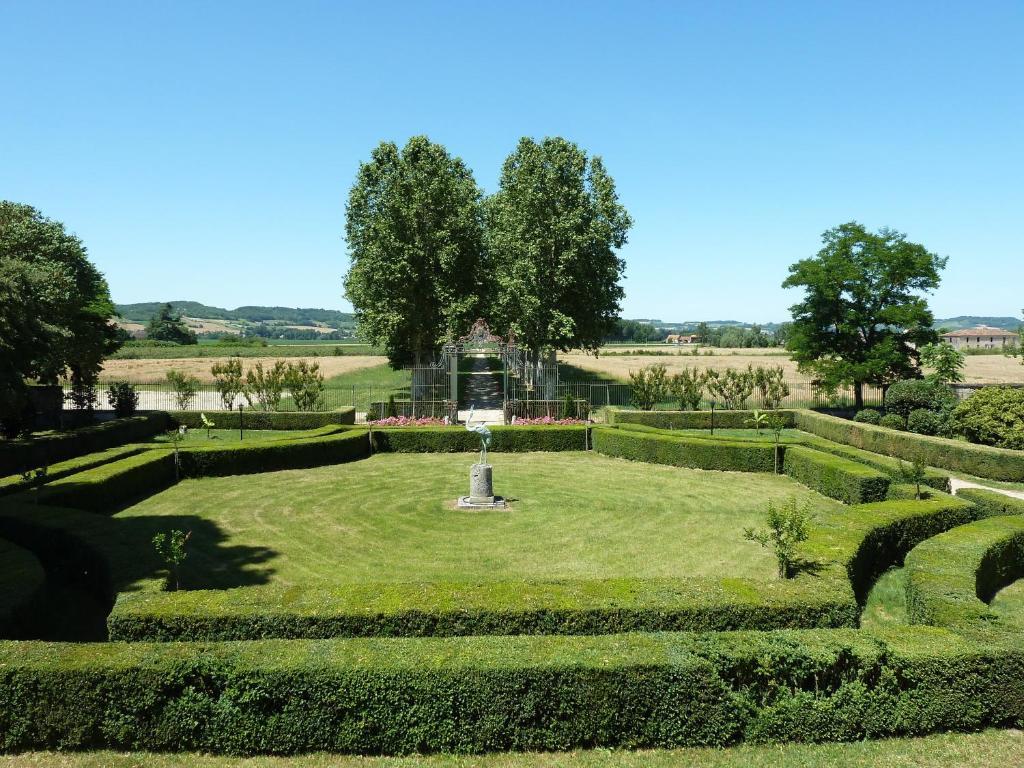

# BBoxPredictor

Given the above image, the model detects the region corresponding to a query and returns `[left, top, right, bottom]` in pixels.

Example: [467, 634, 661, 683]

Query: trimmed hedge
[370, 426, 591, 453]
[782, 446, 890, 504]
[108, 576, 858, 642]
[609, 409, 796, 430]
[1, 627, 1023, 753]
[793, 410, 1024, 482]
[178, 429, 370, 477]
[954, 487, 1024, 518]
[30, 451, 177, 514]
[905, 515, 1024, 630]
[592, 427, 778, 473]
[0, 537, 46, 637]
[0, 444, 147, 497]
[0, 413, 171, 476]
[169, 408, 356, 430]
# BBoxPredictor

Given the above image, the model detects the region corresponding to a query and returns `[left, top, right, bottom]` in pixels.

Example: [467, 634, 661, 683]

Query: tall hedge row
[0, 444, 147, 497]
[30, 451, 178, 514]
[782, 446, 890, 504]
[370, 426, 591, 453]
[793, 410, 1024, 482]
[1, 627, 1022, 754]
[609, 410, 796, 430]
[170, 409, 356, 430]
[178, 429, 370, 477]
[905, 515, 1024, 629]
[592, 427, 778, 473]
[0, 413, 171, 476]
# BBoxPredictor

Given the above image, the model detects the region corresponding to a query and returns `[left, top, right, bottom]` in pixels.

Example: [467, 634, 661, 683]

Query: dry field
[99, 355, 388, 383]
[564, 348, 1024, 384]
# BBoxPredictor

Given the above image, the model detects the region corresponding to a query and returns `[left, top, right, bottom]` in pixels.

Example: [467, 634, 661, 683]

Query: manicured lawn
[116, 452, 839, 588]
[4, 729, 1022, 767]
[991, 578, 1024, 627]
[148, 429, 301, 444]
[860, 566, 908, 630]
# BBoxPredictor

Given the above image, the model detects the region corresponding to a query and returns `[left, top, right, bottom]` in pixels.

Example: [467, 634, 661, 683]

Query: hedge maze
[0, 408, 1022, 755]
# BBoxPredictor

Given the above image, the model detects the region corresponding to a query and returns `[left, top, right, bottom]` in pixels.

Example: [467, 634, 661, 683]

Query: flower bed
[367, 416, 449, 427]
[511, 416, 588, 426]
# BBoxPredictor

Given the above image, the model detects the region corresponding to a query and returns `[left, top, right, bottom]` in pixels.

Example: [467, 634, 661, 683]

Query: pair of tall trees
[343, 136, 632, 369]
[0, 202, 120, 433]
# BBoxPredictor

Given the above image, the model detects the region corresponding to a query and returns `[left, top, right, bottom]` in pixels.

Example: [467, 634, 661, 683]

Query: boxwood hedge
[0, 537, 45, 638]
[905, 515, 1024, 630]
[0, 444, 147, 497]
[793, 410, 1024, 482]
[953, 487, 1024, 518]
[178, 429, 370, 477]
[782, 446, 890, 504]
[30, 450, 178, 514]
[0, 413, 171, 476]
[370, 425, 591, 453]
[170, 408, 356, 430]
[592, 427, 778, 473]
[609, 409, 796, 430]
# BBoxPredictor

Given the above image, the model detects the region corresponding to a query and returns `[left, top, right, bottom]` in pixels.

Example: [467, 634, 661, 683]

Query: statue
[464, 405, 492, 465]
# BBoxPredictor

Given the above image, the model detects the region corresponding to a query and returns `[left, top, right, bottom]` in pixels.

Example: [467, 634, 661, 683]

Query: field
[99, 355, 388, 383]
[117, 452, 829, 587]
[4, 729, 1023, 767]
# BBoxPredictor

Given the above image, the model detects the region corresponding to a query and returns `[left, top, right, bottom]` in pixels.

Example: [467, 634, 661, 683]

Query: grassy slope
[991, 578, 1024, 628]
[4, 730, 1023, 767]
[115, 452, 842, 588]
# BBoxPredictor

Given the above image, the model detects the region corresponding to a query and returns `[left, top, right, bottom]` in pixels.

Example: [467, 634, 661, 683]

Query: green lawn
[4, 729, 1022, 767]
[116, 452, 839, 589]
[860, 566, 908, 630]
[148, 429, 301, 444]
[320, 363, 413, 411]
[991, 578, 1024, 627]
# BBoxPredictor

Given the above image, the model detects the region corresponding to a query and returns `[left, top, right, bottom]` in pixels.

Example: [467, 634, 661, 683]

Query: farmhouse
[940, 325, 1020, 350]
[666, 333, 699, 345]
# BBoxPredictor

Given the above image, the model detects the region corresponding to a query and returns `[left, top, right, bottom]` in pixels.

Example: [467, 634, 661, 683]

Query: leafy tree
[783, 222, 946, 408]
[743, 497, 811, 579]
[152, 529, 190, 590]
[283, 361, 324, 412]
[629, 363, 668, 410]
[486, 137, 632, 360]
[343, 136, 486, 368]
[244, 360, 287, 411]
[706, 368, 754, 409]
[668, 367, 707, 410]
[751, 365, 790, 409]
[105, 382, 139, 418]
[145, 303, 198, 345]
[919, 341, 964, 384]
[0, 202, 120, 433]
[897, 457, 928, 499]
[884, 378, 956, 419]
[166, 370, 199, 410]
[211, 358, 244, 409]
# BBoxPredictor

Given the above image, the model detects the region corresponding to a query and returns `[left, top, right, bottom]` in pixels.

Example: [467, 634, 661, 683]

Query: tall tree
[783, 222, 946, 408]
[343, 136, 486, 368]
[0, 202, 120, 432]
[146, 303, 198, 344]
[486, 137, 632, 359]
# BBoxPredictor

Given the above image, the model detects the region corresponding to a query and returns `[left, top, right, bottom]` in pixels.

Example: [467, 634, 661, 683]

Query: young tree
[486, 137, 632, 362]
[343, 136, 486, 369]
[0, 202, 120, 433]
[783, 222, 946, 408]
[145, 303, 198, 345]
[919, 341, 965, 384]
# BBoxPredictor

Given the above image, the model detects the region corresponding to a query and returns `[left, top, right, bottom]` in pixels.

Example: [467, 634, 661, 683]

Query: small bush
[949, 386, 1024, 450]
[706, 368, 754, 410]
[853, 409, 881, 425]
[105, 382, 139, 418]
[879, 413, 905, 431]
[283, 361, 324, 412]
[744, 497, 811, 578]
[907, 408, 946, 437]
[668, 368, 706, 410]
[244, 360, 287, 411]
[629, 364, 668, 410]
[210, 358, 244, 409]
[165, 370, 199, 411]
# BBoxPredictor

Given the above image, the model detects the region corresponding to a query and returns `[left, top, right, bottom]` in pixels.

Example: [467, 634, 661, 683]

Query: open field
[99, 355, 388, 383]
[116, 452, 837, 588]
[563, 348, 1024, 384]
[5, 729, 1023, 767]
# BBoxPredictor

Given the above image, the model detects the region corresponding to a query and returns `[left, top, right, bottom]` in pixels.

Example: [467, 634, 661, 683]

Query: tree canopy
[0, 201, 119, 431]
[485, 137, 632, 356]
[783, 222, 946, 407]
[145, 303, 198, 345]
[343, 136, 486, 368]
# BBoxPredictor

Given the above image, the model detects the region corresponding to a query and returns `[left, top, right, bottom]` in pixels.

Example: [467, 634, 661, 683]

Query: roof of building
[940, 325, 1019, 338]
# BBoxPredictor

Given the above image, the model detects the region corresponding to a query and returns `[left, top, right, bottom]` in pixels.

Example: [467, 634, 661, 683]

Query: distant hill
[115, 301, 355, 328]
[933, 316, 1022, 332]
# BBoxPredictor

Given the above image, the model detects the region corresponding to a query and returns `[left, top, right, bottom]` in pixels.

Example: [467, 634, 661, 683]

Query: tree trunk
[854, 381, 864, 410]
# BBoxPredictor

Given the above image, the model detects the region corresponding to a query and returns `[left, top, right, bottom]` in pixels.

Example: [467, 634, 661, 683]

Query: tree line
[343, 135, 632, 369]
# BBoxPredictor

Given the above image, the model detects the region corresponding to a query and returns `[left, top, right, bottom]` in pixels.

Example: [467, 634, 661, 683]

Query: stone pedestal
[469, 463, 494, 503]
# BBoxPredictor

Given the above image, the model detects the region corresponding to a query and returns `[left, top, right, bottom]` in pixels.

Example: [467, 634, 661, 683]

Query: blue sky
[3, 1, 1022, 322]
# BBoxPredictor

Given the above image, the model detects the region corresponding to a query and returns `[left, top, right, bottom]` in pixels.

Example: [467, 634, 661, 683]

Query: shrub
[210, 358, 244, 410]
[781, 446, 890, 504]
[743, 497, 810, 578]
[371, 426, 589, 454]
[609, 410, 796, 430]
[105, 382, 139, 418]
[629, 364, 668, 410]
[30, 450, 177, 513]
[152, 529, 190, 590]
[244, 360, 287, 411]
[283, 361, 324, 412]
[169, 409, 355, 430]
[751, 365, 790, 410]
[954, 487, 1024, 518]
[559, 391, 576, 420]
[919, 341, 965, 384]
[794, 410, 1024, 482]
[165, 370, 199, 411]
[706, 368, 754, 410]
[884, 378, 956, 418]
[385, 394, 399, 419]
[853, 409, 881, 425]
[178, 430, 370, 477]
[879, 413, 905, 431]
[906, 408, 946, 437]
[949, 386, 1024, 450]
[592, 428, 777, 473]
[668, 368, 706, 410]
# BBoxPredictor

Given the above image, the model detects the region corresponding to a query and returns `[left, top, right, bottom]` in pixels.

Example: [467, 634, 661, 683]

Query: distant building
[939, 325, 1020, 349]
[666, 334, 699, 345]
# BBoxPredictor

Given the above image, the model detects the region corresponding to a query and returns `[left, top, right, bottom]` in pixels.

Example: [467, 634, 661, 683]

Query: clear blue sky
[4, 1, 1022, 323]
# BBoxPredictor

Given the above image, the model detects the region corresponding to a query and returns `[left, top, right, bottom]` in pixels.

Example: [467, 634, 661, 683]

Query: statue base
[457, 463, 506, 509]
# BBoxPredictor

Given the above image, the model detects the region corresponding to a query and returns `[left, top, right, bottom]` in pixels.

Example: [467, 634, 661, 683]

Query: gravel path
[950, 478, 1024, 501]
